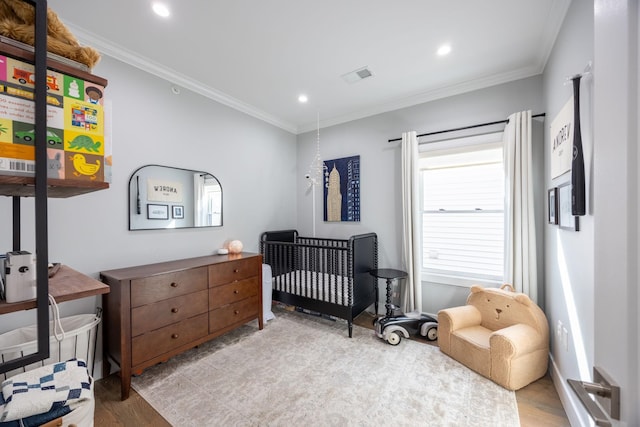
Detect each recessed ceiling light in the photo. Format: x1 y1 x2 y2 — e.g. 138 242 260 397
298 94 308 103
437 44 452 56
152 3 170 18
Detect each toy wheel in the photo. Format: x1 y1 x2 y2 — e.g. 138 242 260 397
386 331 402 346
425 326 438 341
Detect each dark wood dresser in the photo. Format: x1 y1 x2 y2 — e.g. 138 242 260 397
100 253 263 400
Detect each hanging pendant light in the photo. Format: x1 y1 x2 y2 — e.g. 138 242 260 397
306 113 326 237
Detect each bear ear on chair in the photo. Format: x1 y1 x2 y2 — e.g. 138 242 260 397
514 293 532 307
470 285 483 293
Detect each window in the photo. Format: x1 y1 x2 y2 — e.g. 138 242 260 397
420 133 504 286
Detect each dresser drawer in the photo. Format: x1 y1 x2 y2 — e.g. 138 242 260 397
131 290 208 337
208 277 259 310
208 256 262 287
131 267 207 307
131 313 208 367
209 295 259 333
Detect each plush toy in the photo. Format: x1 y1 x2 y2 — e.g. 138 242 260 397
0 0 100 69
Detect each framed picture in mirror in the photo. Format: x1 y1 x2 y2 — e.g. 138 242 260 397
172 205 184 219
147 204 169 220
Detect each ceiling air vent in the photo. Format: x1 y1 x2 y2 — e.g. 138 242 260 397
341 66 374 84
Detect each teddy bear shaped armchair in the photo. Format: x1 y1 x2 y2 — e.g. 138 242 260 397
438 284 549 390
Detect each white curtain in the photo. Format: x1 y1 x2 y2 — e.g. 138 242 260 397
401 131 422 313
193 173 206 226
503 111 538 302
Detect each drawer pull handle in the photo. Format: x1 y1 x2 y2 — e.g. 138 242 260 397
171 333 179 339
170 282 178 288
171 308 179 313
234 310 239 315
234 269 240 273
234 290 239 294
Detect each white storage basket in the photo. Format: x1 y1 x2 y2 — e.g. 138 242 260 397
0 310 101 381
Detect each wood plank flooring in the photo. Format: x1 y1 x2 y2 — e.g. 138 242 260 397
94 311 570 426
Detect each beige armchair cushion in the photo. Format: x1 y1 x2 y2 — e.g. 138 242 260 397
438 284 549 390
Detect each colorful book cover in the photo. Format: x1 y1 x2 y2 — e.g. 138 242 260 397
0 53 109 182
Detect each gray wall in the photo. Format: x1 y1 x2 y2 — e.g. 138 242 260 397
0 55 297 373
541 1 595 425
296 75 545 314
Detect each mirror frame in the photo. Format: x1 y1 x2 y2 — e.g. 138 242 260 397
128 164 223 230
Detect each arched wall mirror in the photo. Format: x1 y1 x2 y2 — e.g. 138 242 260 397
128 164 223 230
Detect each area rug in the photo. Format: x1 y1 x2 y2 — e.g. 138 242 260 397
131 309 520 426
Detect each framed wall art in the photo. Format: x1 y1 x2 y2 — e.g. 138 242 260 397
550 98 574 179
548 187 558 225
147 204 169 220
557 182 579 231
172 205 184 219
323 155 360 222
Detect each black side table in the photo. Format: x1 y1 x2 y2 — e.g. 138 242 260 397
369 268 408 317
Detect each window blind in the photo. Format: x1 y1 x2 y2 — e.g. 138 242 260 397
421 146 504 282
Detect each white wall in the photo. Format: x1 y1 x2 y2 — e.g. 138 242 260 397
296 75 544 314
0 55 298 374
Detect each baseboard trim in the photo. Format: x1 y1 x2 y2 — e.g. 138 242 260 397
549 354 591 427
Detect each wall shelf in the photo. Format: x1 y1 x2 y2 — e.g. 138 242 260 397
0 0 110 376
0 176 109 198
0 37 108 87
0 264 109 315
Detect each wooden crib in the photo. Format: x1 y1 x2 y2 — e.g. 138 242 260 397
260 230 378 337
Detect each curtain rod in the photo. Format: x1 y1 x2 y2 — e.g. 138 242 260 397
387 113 546 143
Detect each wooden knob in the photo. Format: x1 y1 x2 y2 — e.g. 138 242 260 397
234 269 240 273
171 333 179 339
170 282 178 288
234 290 239 294
234 310 239 315
171 308 179 313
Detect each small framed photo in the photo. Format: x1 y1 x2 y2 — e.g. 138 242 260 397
557 182 579 231
172 205 184 219
147 204 169 220
548 188 558 225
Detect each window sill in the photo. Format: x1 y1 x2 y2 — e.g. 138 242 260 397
421 272 502 288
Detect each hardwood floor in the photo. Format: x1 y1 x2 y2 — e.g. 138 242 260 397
94 311 570 426
94 374 170 427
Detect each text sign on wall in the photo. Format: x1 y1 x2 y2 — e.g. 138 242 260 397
147 179 183 203
550 98 574 179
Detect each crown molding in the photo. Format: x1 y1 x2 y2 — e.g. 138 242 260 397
534 0 573 70
67 23 298 134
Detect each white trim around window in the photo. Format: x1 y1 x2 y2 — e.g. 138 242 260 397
419 131 505 288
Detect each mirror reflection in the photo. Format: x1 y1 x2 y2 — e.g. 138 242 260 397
128 164 222 230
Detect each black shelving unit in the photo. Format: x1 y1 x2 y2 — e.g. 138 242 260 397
0 0 50 375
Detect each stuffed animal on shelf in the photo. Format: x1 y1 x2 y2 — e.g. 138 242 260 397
0 0 100 69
